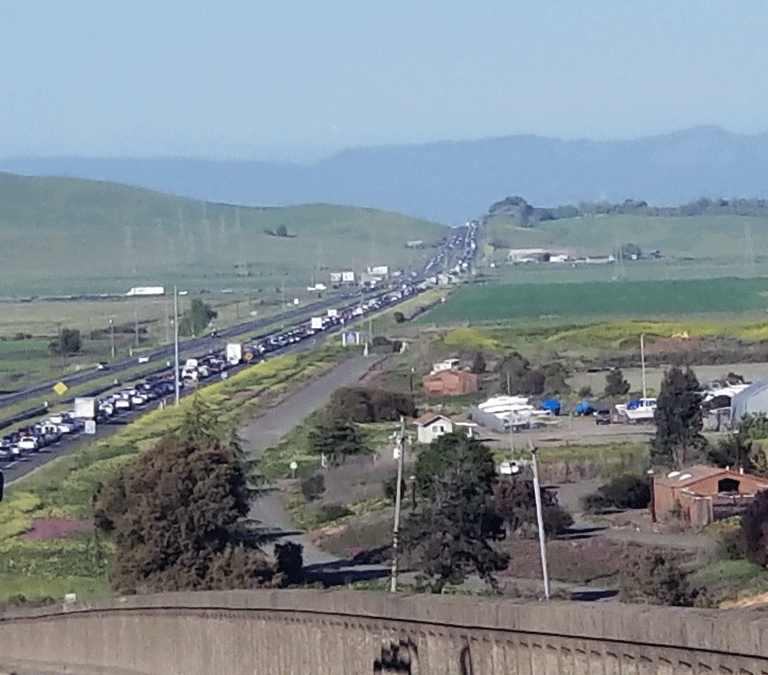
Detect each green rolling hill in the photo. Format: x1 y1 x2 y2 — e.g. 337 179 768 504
0 172 446 297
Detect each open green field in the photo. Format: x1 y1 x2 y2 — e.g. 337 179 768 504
423 278 768 324
0 172 445 297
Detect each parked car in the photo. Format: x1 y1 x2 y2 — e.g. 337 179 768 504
595 409 612 425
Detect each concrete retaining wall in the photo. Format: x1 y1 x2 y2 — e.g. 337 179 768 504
0 590 766 674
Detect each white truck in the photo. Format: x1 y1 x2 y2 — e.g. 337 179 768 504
226 343 243 366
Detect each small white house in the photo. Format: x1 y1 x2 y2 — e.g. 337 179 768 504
416 414 453 444
431 358 460 374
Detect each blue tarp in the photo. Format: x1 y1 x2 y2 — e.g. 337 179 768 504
541 399 561 415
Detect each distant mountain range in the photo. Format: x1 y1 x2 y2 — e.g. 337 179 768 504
2 126 767 224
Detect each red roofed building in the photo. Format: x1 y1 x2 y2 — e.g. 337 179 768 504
652 465 768 527
422 369 478 397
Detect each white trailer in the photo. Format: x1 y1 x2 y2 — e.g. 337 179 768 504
311 317 324 330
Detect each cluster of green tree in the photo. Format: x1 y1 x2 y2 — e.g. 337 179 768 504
483 195 768 228
405 431 572 591
707 413 768 476
93 398 302 593
497 352 569 397
329 387 416 423
48 327 81 355
178 299 217 337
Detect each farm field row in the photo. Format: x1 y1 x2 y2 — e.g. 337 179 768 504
423 277 768 323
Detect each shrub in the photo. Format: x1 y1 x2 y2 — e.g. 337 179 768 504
317 503 353 523
582 474 651 514
716 527 744 561
620 547 707 606
300 474 325 502
393 311 406 324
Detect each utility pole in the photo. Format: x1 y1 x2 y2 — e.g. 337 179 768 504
58 322 65 368
173 285 180 406
390 416 406 593
109 318 115 358
530 441 550 600
640 333 647 401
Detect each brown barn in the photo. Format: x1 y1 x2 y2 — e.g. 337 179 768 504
652 465 768 527
422 369 478 396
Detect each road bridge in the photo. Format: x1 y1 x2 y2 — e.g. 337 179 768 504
0 590 765 674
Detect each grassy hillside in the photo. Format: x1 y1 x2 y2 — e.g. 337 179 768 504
0 172 446 296
481 212 768 262
422 278 768 323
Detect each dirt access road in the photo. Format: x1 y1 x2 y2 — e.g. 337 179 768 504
240 354 390 579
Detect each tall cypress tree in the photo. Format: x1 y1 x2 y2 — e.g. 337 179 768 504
651 366 705 468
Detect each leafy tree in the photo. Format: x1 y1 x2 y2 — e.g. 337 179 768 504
651 366 705 468
742 489 768 567
404 435 508 592
50 327 81 355
578 385 593 398
521 369 545 395
415 431 496 500
620 243 642 260
604 367 630 397
542 362 570 396
308 415 369 465
276 224 288 237
179 299 218 336
493 475 573 538
470 352 486 375
497 352 530 394
93 398 276 593
393 311 406 324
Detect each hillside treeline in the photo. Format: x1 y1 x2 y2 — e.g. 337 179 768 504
483 196 768 228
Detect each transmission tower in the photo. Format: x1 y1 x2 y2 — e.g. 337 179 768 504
744 222 756 278
124 224 136 276
235 208 246 275
200 204 212 256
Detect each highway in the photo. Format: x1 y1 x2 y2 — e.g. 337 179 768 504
0 221 478 485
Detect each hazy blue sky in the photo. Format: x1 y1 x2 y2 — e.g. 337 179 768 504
2 0 766 160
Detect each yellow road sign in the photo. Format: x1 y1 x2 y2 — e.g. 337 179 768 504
53 381 68 396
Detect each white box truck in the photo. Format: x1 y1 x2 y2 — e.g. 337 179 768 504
311 316 323 330
74 397 96 420
226 343 243 366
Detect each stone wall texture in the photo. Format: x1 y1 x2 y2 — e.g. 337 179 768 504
0 589 766 674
